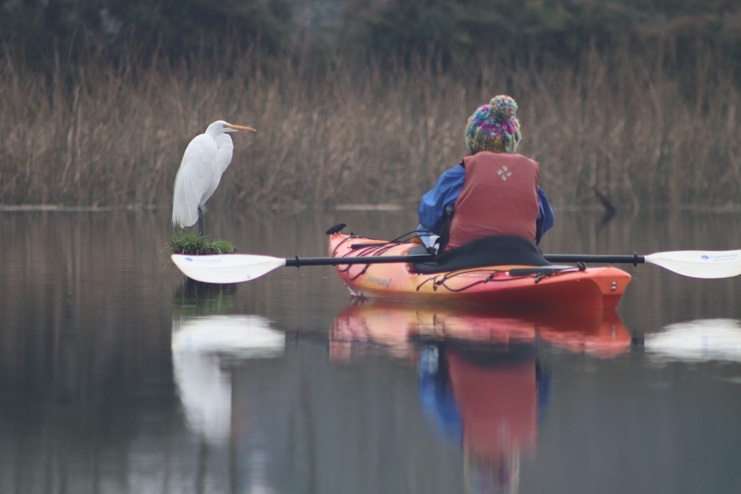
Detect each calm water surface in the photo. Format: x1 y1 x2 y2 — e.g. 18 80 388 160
1 208 741 494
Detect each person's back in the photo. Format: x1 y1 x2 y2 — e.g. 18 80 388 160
447 151 540 250
418 95 554 253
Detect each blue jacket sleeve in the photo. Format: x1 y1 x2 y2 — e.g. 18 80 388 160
418 164 465 235
536 187 555 239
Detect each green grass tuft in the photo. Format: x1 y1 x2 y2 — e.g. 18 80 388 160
168 232 237 255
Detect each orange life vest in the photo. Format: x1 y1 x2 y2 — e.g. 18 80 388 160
446 152 540 251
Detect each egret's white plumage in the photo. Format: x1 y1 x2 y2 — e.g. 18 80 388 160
172 120 255 230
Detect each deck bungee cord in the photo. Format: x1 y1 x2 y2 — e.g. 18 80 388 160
415 265 586 293
331 235 407 281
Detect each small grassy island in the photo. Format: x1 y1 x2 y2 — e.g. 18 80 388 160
168 232 237 255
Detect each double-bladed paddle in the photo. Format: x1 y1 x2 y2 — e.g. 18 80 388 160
171 248 741 284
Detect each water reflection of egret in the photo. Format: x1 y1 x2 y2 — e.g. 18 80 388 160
171 315 285 444
645 319 741 362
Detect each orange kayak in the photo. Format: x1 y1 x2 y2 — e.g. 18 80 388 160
329 233 632 310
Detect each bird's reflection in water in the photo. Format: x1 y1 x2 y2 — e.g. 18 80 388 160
331 302 631 494
172 314 285 444
171 283 285 492
171 281 284 493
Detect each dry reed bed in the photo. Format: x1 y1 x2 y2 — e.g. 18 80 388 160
0 50 739 212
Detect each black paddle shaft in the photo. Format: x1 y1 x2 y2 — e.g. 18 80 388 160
284 253 645 268
285 254 434 267
544 254 645 266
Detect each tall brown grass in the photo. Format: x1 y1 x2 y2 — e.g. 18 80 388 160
1 46 739 212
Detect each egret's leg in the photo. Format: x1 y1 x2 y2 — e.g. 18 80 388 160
198 210 204 237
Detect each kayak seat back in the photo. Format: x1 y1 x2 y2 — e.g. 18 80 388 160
411 235 551 274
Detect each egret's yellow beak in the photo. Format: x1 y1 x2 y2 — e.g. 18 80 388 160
226 124 256 132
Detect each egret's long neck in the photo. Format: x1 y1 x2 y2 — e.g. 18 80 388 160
214 134 235 174
205 125 223 138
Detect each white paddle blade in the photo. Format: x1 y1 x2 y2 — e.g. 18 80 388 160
171 254 286 284
645 249 741 279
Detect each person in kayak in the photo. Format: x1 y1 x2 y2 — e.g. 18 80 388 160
418 95 554 253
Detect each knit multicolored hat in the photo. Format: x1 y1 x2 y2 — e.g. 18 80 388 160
465 95 521 154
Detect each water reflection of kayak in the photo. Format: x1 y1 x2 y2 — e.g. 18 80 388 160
330 301 631 360
329 233 632 310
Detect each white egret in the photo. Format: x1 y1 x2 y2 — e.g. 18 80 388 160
172 120 256 235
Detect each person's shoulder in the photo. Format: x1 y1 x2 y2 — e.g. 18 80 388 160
507 152 539 166
468 151 536 164
445 162 466 174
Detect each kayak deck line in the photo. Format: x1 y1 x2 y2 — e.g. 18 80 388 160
415 265 586 293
